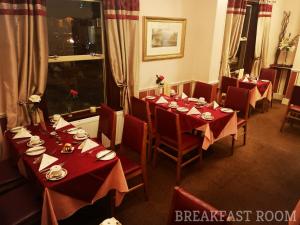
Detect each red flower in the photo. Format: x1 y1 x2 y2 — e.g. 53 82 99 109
159 75 164 80
70 89 78 97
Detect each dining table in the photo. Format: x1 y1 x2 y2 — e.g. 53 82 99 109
239 79 273 108
5 124 128 225
145 95 238 150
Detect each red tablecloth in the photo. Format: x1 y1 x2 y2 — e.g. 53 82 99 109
145 96 237 149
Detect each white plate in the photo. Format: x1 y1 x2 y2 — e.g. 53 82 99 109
10 126 24 133
188 98 198 102
146 96 155 100
73 134 89 140
25 146 46 156
261 79 269 82
220 108 234 113
96 150 116 160
168 104 178 109
27 139 45 147
201 115 214 121
67 127 81 134
46 168 68 181
177 107 189 112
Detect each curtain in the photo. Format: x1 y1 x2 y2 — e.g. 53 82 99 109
251 0 272 77
103 0 139 113
220 0 246 77
0 0 48 129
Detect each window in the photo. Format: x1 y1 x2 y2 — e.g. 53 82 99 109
45 0 106 116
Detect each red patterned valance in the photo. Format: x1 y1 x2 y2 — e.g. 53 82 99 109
227 0 246 15
0 0 46 16
258 3 272 17
103 0 139 20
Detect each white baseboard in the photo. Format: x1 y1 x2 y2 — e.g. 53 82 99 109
273 93 284 100
281 98 289 105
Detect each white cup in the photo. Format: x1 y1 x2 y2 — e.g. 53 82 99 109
90 106 97 113
53 114 61 122
203 112 212 117
170 101 177 107
49 165 62 177
170 89 176 96
30 135 40 145
198 97 205 103
76 129 86 138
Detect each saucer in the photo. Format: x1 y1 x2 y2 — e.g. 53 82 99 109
10 126 24 133
25 146 46 156
67 127 81 135
168 104 178 109
177 107 189 112
201 115 214 121
261 79 269 82
27 139 45 147
73 134 89 140
46 168 68 181
146 96 155 100
220 108 234 113
96 150 116 160
188 98 198 102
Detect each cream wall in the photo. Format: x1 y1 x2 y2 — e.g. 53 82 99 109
139 0 227 90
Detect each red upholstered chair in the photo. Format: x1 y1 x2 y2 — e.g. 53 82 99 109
219 76 238 105
192 81 213 102
0 160 25 194
238 81 256 90
97 104 116 150
167 186 229 225
131 96 156 159
225 87 250 153
259 68 277 107
153 107 203 184
280 85 300 132
119 115 148 199
0 182 42 225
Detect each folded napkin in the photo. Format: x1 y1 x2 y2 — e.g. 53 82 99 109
181 92 188 99
13 128 32 139
39 154 58 171
212 101 219 109
156 96 168 104
242 77 249 82
55 118 70 130
238 68 244 80
245 74 250 78
78 138 99 153
187 107 201 115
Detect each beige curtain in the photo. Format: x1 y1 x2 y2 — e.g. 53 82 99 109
251 0 273 77
103 0 139 113
220 0 247 77
0 0 48 129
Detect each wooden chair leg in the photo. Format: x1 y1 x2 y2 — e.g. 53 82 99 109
142 171 149 201
153 138 159 168
147 135 153 161
243 124 247 145
231 135 235 155
176 156 182 185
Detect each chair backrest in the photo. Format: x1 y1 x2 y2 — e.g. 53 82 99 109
260 68 277 90
193 81 213 102
131 96 150 123
121 114 147 156
238 81 256 90
225 87 250 120
290 85 300 106
220 76 238 94
167 186 229 225
98 104 116 148
155 107 181 148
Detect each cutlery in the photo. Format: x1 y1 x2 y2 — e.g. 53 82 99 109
40 162 65 174
96 150 114 160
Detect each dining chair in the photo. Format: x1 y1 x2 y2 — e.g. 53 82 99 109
131 96 156 160
153 107 203 184
119 114 148 199
0 160 25 194
192 81 213 102
280 85 300 132
167 186 229 225
0 182 42 225
97 104 116 150
259 68 277 107
225 87 250 154
238 81 256 90
219 76 238 105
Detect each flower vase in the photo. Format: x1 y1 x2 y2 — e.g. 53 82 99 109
66 105 73 117
157 84 164 95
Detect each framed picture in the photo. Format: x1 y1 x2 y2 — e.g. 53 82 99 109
143 16 187 61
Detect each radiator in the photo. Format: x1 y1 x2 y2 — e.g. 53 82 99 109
70 110 124 145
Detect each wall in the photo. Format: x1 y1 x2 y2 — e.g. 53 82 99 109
139 0 227 90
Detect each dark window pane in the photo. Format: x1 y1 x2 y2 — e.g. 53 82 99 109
45 61 104 115
47 0 102 56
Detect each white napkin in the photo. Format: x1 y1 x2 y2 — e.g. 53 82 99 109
78 138 99 153
181 92 188 99
39 154 58 171
13 128 32 139
242 77 249 82
55 118 70 130
212 101 219 109
156 96 168 104
238 69 244 79
187 107 201 115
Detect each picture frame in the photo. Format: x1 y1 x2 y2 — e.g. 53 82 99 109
143 16 187 61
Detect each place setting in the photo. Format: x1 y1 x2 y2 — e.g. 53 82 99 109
27 135 45 147
73 129 89 141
